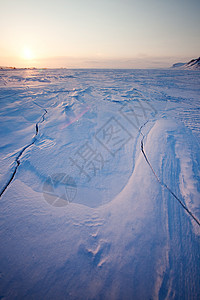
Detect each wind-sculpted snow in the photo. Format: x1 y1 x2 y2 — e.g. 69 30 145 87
141 119 200 228
0 69 200 299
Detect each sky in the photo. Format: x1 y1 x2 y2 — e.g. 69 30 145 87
0 0 199 68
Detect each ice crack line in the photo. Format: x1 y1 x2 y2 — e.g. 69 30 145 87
0 109 47 198
140 136 200 227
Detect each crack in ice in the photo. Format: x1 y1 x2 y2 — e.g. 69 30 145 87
0 108 47 198
140 132 200 227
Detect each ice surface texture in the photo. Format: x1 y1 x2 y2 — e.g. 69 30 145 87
0 68 200 299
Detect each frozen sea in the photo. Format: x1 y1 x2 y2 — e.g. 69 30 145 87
0 68 200 299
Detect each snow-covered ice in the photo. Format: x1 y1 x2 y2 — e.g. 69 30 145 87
0 68 200 299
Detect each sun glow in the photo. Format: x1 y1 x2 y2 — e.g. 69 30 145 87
22 47 34 60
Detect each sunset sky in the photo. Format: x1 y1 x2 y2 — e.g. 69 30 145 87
0 0 199 68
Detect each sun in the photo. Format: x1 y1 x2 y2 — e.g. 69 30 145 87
22 47 34 60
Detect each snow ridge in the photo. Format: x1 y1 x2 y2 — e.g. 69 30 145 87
141 134 200 227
